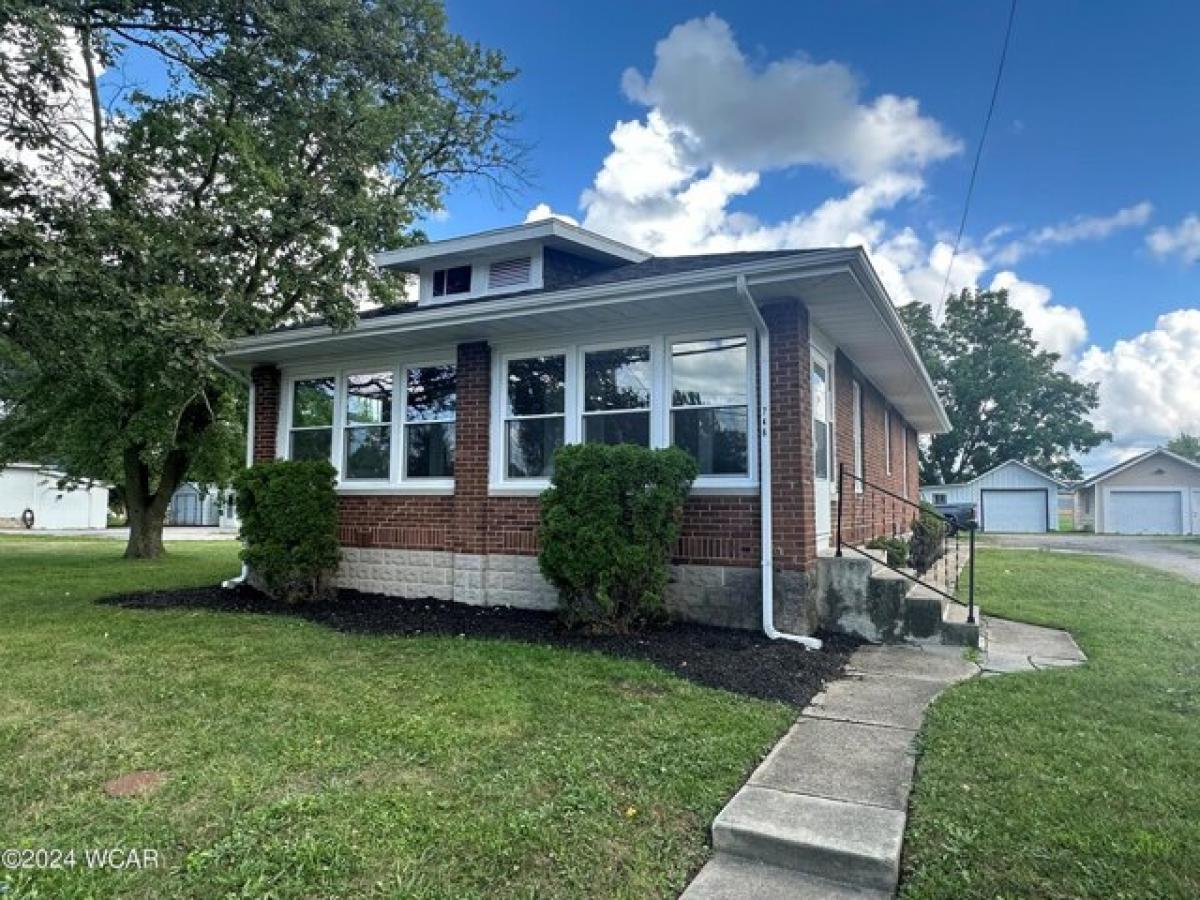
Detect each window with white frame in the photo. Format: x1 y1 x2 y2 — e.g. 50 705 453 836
432 265 472 298
884 407 892 475
852 380 864 492
289 377 336 461
404 364 456 477
670 336 750 476
342 371 394 480
505 354 566 478
583 345 652 447
284 362 456 487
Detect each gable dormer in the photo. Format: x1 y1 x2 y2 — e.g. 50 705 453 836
374 220 650 306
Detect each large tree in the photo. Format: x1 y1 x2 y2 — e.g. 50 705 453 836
1167 432 1200 463
899 288 1110 484
0 0 517 557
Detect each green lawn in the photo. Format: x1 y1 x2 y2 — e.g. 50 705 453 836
902 549 1200 899
0 537 793 899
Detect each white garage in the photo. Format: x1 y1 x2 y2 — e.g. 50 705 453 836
0 463 110 530
921 459 1063 533
981 489 1050 533
1076 448 1200 535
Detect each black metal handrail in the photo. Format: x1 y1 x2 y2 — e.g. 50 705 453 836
835 463 976 624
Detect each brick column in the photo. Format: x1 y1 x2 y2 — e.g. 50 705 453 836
452 341 491 556
763 301 817 632
250 365 281 463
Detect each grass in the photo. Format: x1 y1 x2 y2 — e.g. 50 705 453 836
0 537 794 899
901 549 1200 899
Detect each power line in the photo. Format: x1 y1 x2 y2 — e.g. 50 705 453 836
935 0 1019 320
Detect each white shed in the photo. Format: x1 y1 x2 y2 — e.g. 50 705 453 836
1075 448 1200 534
0 464 110 530
921 460 1063 533
168 483 240 530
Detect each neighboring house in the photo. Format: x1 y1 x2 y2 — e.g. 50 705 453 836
167 483 240 530
219 220 948 633
921 460 1063 533
1075 448 1200 534
0 463 109 529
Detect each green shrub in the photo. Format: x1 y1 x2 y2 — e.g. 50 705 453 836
908 503 948 573
234 459 341 604
866 534 909 568
538 443 698 632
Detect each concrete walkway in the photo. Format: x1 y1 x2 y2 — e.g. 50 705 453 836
681 617 1086 899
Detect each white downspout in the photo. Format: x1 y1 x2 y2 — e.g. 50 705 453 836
737 276 823 651
221 366 254 589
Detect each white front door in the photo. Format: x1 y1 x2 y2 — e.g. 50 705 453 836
811 348 833 545
1191 490 1200 534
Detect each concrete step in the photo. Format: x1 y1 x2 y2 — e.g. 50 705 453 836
940 600 981 647
711 786 904 892
681 853 892 899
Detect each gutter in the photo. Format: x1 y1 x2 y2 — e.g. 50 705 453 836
220 368 254 590
736 275 823 651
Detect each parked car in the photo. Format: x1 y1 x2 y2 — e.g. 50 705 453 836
930 501 977 534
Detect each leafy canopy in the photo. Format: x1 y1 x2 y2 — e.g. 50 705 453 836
899 288 1110 483
1166 433 1200 463
0 0 517 555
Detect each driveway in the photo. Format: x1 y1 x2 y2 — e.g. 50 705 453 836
981 532 1200 583
0 526 237 541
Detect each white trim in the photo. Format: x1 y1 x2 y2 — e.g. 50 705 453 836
884 407 892 476
374 219 650 270
279 352 456 493
852 380 864 493
488 327 759 494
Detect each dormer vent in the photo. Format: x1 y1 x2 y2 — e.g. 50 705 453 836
487 256 532 290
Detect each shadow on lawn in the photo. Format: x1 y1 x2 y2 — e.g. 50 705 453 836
98 585 860 708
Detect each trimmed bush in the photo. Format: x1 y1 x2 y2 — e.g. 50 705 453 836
866 534 909 568
908 503 948 574
234 459 341 604
538 443 698 632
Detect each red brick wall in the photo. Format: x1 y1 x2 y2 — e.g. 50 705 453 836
453 341 491 555
832 352 920 545
763 301 816 573
338 495 454 548
251 365 281 463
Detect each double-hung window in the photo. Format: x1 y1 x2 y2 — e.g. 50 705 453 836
852 380 864 492
343 371 393 480
505 354 566 477
289 377 336 461
582 345 651 446
670 337 750 476
404 364 456 478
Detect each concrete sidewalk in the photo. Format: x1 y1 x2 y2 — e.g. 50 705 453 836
0 526 237 541
682 617 1086 899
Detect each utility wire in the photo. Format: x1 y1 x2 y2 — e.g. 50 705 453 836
935 0 1019 320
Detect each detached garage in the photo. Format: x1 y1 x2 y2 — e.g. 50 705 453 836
0 463 110 530
921 460 1063 533
1075 448 1200 535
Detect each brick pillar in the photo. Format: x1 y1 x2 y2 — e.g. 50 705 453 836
250 365 281 463
453 341 491 556
763 301 817 632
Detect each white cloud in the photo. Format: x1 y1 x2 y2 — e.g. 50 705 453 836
619 15 960 185
989 271 1089 360
524 202 578 226
1147 214 1200 265
1075 309 1200 448
990 202 1153 265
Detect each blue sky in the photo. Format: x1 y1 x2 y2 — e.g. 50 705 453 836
429 2 1200 469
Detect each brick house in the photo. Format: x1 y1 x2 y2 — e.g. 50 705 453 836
221 220 949 637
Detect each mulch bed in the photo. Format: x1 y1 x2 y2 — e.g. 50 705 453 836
98 585 860 708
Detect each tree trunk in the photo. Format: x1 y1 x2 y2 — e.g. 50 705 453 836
124 497 167 559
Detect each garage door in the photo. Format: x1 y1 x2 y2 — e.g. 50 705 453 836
981 490 1047 533
1108 491 1183 535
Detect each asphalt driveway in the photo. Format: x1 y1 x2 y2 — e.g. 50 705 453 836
981 532 1200 583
